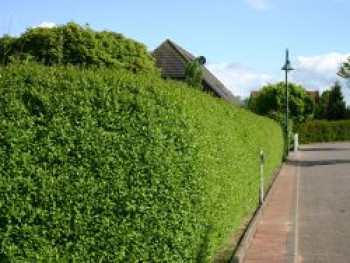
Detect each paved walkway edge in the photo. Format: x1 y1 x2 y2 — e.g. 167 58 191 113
231 163 286 263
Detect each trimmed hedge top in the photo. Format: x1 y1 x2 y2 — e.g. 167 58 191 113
296 120 350 144
0 64 284 262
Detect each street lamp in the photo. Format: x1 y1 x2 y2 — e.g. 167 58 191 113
281 49 294 156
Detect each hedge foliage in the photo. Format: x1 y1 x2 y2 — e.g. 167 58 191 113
296 120 350 144
0 64 284 262
0 22 157 73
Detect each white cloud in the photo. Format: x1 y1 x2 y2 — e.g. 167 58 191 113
207 63 275 98
33 22 56 29
295 53 350 75
207 52 350 104
246 0 273 10
292 52 350 102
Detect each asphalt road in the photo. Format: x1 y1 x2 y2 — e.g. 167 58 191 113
297 143 350 262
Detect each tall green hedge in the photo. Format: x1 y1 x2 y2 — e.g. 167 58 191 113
0 64 284 262
296 120 350 144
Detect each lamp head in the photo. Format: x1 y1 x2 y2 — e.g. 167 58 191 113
281 49 294 71
197 56 206 65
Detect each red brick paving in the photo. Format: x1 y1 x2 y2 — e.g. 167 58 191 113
244 163 296 263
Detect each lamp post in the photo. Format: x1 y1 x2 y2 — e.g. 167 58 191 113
281 49 294 156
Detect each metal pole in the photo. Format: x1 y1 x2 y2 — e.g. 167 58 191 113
260 149 264 204
285 63 289 156
282 49 293 157
294 133 299 156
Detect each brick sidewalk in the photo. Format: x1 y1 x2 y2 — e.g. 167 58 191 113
243 163 297 263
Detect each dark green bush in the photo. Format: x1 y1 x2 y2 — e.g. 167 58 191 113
0 22 157 73
249 82 315 123
296 120 350 144
0 64 283 262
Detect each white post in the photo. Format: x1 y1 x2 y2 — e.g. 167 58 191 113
294 133 299 156
260 149 264 204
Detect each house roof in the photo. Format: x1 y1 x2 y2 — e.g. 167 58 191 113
250 90 261 99
152 39 239 104
307 90 319 100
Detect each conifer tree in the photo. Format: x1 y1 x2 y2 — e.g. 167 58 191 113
328 81 347 120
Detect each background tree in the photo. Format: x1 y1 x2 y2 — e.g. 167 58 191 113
0 35 15 65
249 82 315 123
315 81 347 120
315 90 330 119
0 22 157 73
339 57 350 79
327 81 346 120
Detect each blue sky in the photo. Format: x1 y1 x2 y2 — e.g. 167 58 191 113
1 0 350 101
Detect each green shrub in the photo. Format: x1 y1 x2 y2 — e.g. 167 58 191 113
0 22 157 73
296 120 350 144
249 82 315 123
0 64 284 262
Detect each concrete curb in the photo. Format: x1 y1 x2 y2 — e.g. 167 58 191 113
230 162 287 263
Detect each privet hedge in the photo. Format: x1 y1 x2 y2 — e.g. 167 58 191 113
296 120 350 144
0 64 284 262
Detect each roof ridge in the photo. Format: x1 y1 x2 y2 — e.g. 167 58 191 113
153 39 239 104
165 40 235 99
165 39 194 62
